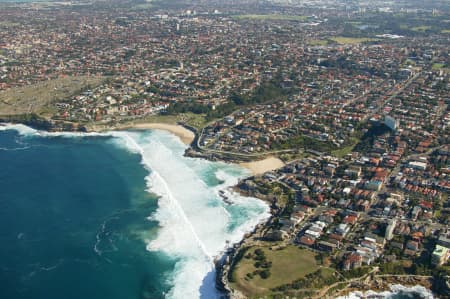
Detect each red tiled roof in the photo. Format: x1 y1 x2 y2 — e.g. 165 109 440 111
299 236 315 246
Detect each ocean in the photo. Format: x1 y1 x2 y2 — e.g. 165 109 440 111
0 124 270 299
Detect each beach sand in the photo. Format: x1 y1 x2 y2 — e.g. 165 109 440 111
90 122 282 175
129 123 195 144
240 157 285 175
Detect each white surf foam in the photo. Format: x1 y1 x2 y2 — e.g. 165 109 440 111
337 284 434 299
0 123 38 135
0 146 31 151
0 122 116 138
113 130 270 299
0 124 270 299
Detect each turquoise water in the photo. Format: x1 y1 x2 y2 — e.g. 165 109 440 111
0 128 173 299
0 125 436 299
0 125 270 299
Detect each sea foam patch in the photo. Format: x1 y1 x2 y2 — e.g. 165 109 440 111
0 124 270 299
0 123 112 138
117 130 270 299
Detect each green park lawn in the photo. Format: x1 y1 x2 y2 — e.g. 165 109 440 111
230 244 320 296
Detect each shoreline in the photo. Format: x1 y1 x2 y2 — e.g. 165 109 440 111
1 121 444 298
92 121 285 176
333 277 435 298
87 122 196 145
2 119 285 176
0 123 270 299
124 122 195 145
239 156 285 176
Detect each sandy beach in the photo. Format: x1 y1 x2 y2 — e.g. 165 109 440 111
129 123 195 144
87 121 195 145
90 122 283 175
240 157 285 175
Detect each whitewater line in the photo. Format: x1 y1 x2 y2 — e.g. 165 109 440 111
0 123 116 138
0 146 30 151
118 132 214 264
149 171 214 262
1 124 214 263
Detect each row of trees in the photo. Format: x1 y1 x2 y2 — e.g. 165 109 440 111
272 268 339 292
245 249 272 279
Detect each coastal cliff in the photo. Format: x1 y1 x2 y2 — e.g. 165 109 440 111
2 119 447 299
0 114 83 132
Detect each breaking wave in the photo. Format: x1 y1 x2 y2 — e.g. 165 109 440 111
1 123 270 299
113 130 270 299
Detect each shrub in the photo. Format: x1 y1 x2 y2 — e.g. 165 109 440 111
260 269 271 279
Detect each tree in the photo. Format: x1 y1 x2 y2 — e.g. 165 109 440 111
260 269 271 279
